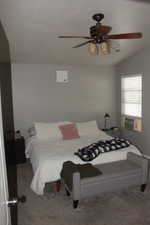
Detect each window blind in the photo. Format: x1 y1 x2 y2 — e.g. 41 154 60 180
121 75 142 118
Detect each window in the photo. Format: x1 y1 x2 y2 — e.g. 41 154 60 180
121 75 142 132
121 75 142 118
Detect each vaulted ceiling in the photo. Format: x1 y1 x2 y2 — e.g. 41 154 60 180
0 0 150 66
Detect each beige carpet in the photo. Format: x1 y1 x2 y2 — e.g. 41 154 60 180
17 162 150 225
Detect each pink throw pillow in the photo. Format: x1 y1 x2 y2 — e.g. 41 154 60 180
59 123 80 140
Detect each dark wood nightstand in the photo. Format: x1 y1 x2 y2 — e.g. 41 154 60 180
5 140 15 165
15 136 26 164
102 127 121 138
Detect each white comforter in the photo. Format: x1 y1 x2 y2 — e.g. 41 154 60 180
26 133 140 195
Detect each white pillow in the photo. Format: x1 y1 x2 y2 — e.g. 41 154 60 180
34 121 70 140
76 120 101 136
28 126 36 137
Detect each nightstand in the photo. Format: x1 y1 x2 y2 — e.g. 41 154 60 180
15 136 26 164
102 127 121 138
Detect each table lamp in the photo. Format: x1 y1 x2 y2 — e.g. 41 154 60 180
104 113 110 130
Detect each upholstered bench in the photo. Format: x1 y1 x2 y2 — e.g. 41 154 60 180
61 152 149 208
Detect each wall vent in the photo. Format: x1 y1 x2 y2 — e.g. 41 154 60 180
56 71 68 83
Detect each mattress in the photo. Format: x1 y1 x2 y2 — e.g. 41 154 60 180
25 133 140 195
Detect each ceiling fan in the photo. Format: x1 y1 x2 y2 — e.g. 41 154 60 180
58 13 143 55
128 0 150 4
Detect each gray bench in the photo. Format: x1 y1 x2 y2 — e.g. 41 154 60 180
62 152 149 208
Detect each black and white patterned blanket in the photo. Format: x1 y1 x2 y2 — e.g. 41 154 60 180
74 138 130 162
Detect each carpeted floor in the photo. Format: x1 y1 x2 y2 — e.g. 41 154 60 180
18 162 150 225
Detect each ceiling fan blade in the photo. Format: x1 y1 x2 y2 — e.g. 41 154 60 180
58 36 91 39
128 0 150 4
107 32 143 39
73 40 92 48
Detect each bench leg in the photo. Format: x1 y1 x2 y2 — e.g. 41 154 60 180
65 188 70 196
56 180 61 192
73 200 79 209
141 184 147 192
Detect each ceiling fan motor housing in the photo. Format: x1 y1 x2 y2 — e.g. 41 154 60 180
90 26 98 38
90 13 105 40
90 25 110 43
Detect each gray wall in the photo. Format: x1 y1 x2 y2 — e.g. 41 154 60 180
11 63 117 137
117 47 150 156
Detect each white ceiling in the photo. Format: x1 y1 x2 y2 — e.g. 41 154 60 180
0 0 150 66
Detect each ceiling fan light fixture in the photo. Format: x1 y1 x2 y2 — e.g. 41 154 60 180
100 42 110 55
88 42 98 56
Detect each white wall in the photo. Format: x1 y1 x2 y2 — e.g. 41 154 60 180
117 47 150 156
11 63 117 137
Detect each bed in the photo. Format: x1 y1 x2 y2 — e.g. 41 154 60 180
26 127 140 195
